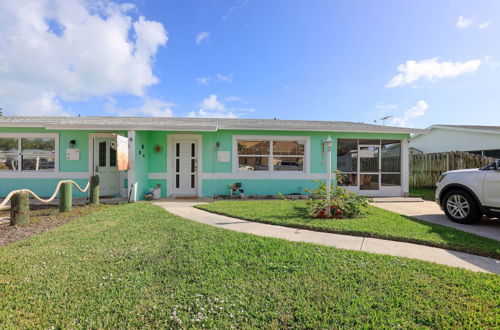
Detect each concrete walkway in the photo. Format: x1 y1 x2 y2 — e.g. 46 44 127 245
371 201 500 241
155 200 500 275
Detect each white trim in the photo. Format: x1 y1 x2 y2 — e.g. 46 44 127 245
201 172 326 180
167 134 203 197
0 132 59 174
231 135 311 177
0 171 88 179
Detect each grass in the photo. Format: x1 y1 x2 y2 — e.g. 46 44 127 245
410 188 437 201
0 203 498 328
196 200 500 258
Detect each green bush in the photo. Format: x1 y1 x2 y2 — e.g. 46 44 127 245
305 171 368 218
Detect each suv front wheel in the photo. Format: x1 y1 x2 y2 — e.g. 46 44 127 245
443 190 482 224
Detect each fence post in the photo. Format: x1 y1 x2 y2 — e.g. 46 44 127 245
59 182 72 212
90 175 99 205
10 192 30 226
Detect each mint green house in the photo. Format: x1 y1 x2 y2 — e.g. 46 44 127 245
0 116 420 200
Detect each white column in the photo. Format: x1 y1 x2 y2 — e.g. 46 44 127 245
401 138 410 197
127 130 137 202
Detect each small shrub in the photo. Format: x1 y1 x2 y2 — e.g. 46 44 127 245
305 171 368 219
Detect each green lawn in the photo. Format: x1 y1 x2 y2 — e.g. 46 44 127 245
0 203 498 328
196 200 500 258
410 188 437 201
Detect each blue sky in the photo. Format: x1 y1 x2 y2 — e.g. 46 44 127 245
1 0 499 128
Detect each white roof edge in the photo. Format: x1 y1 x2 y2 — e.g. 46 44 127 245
425 125 500 135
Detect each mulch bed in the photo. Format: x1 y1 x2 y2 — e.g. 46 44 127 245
0 204 103 247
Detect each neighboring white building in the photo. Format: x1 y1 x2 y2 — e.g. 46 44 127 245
410 125 500 158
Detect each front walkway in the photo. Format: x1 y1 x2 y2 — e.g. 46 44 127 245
371 200 500 241
155 200 500 275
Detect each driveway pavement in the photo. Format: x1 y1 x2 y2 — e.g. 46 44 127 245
155 200 500 274
371 200 500 241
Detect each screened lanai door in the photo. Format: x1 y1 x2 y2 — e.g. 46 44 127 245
337 139 402 196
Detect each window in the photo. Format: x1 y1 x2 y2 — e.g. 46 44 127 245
236 138 306 172
0 135 57 172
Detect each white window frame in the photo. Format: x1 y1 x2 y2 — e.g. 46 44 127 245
0 133 59 173
232 135 310 177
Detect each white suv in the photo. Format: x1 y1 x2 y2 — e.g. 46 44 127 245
435 160 500 224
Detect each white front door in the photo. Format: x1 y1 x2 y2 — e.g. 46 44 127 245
93 138 120 196
483 169 500 207
171 139 198 196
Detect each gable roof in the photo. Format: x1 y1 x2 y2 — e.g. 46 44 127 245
0 116 422 134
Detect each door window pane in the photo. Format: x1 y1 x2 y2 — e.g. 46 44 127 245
237 141 270 155
273 141 304 155
238 157 269 171
359 146 379 172
360 174 379 190
382 174 401 186
109 146 117 167
381 140 400 172
337 139 357 172
99 141 106 166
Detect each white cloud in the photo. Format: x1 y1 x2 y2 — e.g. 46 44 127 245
196 77 210 85
478 21 491 29
196 73 233 85
456 16 473 29
196 31 210 45
188 94 254 118
106 97 174 117
0 0 167 115
375 103 398 110
456 16 491 29
225 96 242 102
216 73 233 83
386 58 481 88
391 100 428 127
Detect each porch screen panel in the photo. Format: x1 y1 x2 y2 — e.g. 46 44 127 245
381 140 401 186
336 139 357 186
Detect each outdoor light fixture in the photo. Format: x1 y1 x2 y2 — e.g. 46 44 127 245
69 139 77 147
215 141 220 148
